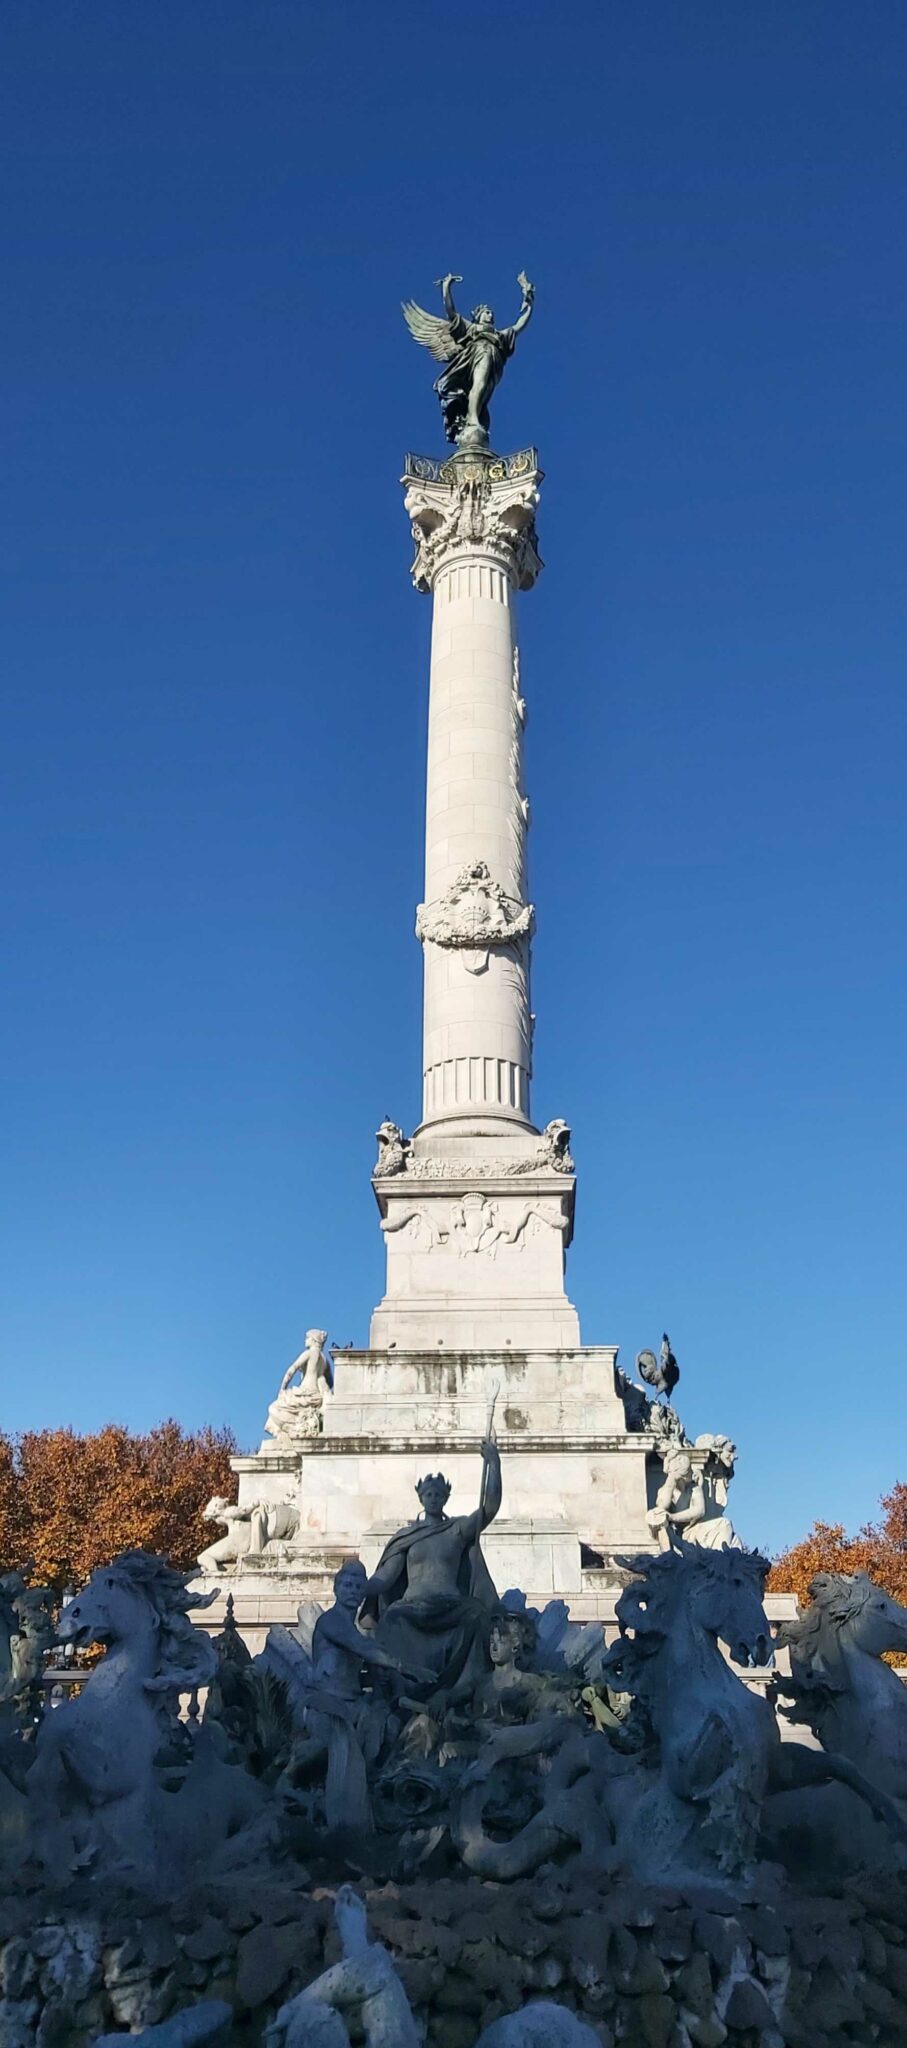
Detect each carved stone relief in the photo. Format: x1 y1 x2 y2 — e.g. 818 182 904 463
379 1205 446 1249
392 1119 575 1181
373 1119 412 1177
511 646 527 726
416 860 533 974
382 1192 569 1258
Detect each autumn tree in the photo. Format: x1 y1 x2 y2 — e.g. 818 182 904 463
0 1421 238 1594
769 1482 907 1661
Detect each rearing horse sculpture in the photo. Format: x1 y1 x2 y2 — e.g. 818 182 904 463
775 1570 907 1805
28 1551 217 1876
601 1544 907 1882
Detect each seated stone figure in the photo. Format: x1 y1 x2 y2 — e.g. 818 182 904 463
361 1441 501 1693
282 1560 424 1832
265 1329 333 1444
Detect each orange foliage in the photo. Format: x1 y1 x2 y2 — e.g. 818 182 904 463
0 1421 238 1593
769 1482 907 1651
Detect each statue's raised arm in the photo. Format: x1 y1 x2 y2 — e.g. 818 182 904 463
402 270 536 451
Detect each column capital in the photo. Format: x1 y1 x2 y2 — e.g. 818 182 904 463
402 446 543 594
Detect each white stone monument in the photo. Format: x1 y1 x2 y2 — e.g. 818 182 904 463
194 288 792 1649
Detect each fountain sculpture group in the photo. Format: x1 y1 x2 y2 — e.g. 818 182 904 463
1 1434 907 2043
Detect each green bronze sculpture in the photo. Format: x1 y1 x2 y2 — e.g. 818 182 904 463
402 272 535 450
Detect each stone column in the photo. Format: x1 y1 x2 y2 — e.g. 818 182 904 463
404 447 543 1155
366 443 578 1349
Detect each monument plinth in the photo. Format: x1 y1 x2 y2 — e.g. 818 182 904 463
193 276 779 1649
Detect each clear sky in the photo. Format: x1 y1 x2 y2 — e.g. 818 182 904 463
2 3 905 1553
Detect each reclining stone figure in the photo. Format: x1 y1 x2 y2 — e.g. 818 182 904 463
197 1493 299 1573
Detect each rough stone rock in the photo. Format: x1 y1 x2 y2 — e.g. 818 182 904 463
561 1915 610 1993
0 1939 37 1999
135 1969 183 2025
694 1916 746 1975
30 1927 65 1960
743 1905 789 1957
103 1934 143 1981
108 1977 173 2028
469 1947 532 2008
0 2003 39 2048
243 1884 308 1928
235 1921 301 2009
634 1990 676 2048
721 1976 774 2030
608 1925 638 1989
474 2005 602 2046
529 1955 564 1991
679 2017 726 2048
434 1969 486 2016
531 1886 567 1923
225 1901 257 1932
804 1959 865 2031
755 1950 790 2004
370 1910 438 1958
141 1923 181 1971
38 1925 101 2007
397 1954 446 2005
428 2015 476 2048
674 1954 712 2017
92 1999 233 2045
861 1974 904 2026
860 1921 887 1974
652 1912 692 1964
850 1877 907 1928
623 1949 670 1998
886 1942 907 2000
180 1918 231 1964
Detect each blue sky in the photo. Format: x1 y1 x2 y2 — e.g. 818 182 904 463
2 3 905 1553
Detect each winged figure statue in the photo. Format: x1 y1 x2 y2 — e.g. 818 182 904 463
402 271 535 449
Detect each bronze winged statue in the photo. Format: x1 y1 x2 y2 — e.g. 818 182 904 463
402 271 535 450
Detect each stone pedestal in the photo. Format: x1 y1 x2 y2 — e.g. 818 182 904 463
192 1346 661 1634
370 1172 579 1350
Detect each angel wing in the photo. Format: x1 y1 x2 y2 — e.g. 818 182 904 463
401 300 459 364
256 1622 315 1710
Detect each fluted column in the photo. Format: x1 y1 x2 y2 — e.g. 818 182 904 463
404 447 543 1145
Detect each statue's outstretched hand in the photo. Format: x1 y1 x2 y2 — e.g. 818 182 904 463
435 272 463 292
517 270 535 301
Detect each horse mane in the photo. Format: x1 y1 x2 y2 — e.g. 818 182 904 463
603 1544 769 1698
106 1550 218 1693
614 1543 769 1637
774 1569 875 1678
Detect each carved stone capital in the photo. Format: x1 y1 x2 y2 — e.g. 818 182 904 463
402 449 543 593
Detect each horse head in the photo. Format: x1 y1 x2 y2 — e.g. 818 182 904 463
612 1544 772 1674
58 1551 218 1693
60 1567 156 1657
779 1571 907 1675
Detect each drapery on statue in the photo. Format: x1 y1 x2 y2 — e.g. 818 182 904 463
264 1329 332 1443
402 273 535 450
